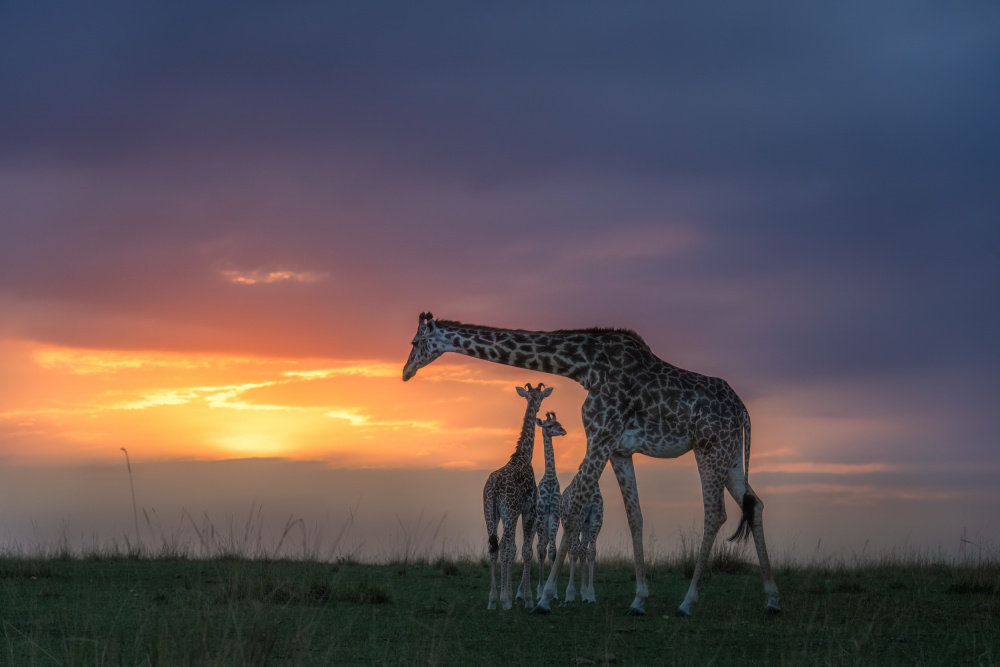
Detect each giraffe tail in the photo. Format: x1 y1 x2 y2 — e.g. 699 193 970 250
727 405 755 544
741 404 751 485
727 492 756 544
488 534 499 555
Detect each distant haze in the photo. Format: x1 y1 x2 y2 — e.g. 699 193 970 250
1 459 993 562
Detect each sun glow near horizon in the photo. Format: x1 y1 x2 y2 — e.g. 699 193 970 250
0 337 931 493
0 339 593 468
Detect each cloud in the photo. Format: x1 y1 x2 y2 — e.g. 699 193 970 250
324 409 439 431
34 348 252 375
284 365 398 380
754 462 904 475
218 269 328 285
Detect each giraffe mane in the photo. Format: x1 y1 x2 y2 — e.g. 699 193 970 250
435 320 650 351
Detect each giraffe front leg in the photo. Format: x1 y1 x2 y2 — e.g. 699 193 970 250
535 516 549 600
564 549 578 602
582 500 603 603
610 454 647 615
583 555 597 603
582 517 601 602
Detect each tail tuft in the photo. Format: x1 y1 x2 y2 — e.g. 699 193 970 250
727 492 756 544
488 534 499 555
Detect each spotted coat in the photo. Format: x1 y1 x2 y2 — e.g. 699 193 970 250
403 312 780 617
482 382 551 610
532 411 566 600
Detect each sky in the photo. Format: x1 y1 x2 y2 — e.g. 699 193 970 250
1 2 999 559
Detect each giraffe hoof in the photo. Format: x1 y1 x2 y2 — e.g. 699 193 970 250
765 604 781 615
529 604 551 615
625 607 645 617
673 608 691 618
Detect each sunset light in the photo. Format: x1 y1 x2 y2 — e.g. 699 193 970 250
1 0 996 591
0 339 591 468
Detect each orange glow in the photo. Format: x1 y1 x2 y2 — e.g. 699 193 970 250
0 338 917 481
0 339 589 468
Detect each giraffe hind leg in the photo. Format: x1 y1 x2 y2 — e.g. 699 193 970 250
488 534 499 610
499 516 516 610
485 490 500 610
677 464 727 617
582 508 602 603
725 467 780 614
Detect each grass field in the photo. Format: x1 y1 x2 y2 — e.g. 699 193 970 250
1 546 997 666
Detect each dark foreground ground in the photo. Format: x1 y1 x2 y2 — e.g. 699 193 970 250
1 554 997 665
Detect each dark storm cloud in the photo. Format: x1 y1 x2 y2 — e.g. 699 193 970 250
1 0 998 390
4 2 998 177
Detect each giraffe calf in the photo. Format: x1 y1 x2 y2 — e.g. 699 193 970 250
483 383 552 610
533 411 567 601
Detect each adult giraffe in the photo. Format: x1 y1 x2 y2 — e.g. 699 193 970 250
402 312 780 617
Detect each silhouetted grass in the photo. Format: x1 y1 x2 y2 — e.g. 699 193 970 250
1 549 997 666
3 494 997 665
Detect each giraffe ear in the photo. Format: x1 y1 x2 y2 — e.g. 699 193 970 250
535 417 544 427
540 386 554 398
515 385 528 398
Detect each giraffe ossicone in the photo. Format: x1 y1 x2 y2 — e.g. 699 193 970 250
482 382 552 610
403 312 781 617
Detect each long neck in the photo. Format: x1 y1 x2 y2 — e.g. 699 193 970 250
542 433 556 477
510 400 540 466
436 321 604 388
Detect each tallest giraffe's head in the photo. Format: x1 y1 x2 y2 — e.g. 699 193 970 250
402 312 446 381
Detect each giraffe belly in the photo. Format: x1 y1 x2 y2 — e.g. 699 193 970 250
619 427 691 459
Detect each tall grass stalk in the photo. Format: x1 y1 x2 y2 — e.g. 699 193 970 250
120 447 141 552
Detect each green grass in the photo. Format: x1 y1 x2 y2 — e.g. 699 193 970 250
1 549 997 666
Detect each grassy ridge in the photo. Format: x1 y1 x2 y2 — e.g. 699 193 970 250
1 551 997 666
